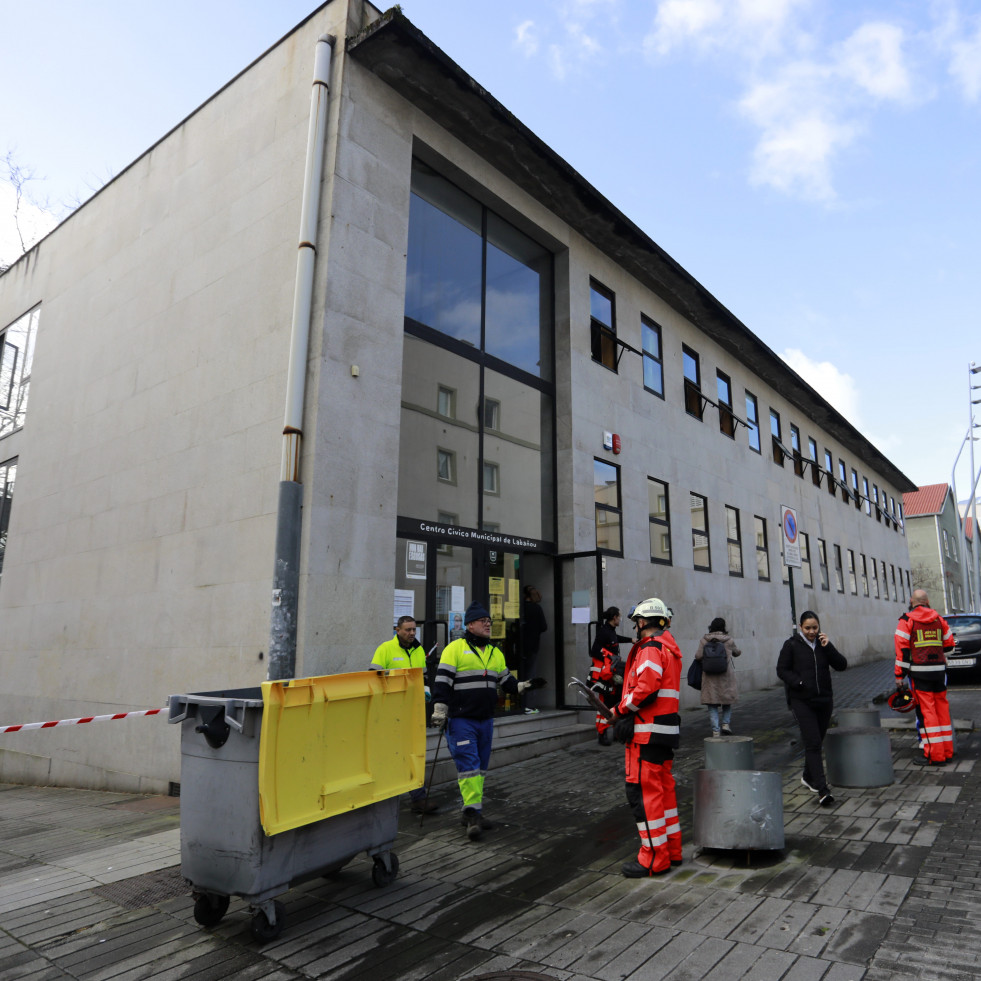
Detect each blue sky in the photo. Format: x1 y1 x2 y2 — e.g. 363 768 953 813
3 0 981 495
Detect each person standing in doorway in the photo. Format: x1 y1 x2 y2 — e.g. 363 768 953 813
894 589 955 765
590 606 632 745
431 602 537 839
521 585 548 713
776 611 848 807
695 617 742 737
371 616 438 815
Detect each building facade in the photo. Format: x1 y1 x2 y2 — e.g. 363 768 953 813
903 484 972 613
0 0 914 791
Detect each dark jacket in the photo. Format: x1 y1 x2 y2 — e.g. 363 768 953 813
591 622 632 661
776 632 847 703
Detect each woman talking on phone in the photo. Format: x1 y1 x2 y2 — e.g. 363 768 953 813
776 610 848 807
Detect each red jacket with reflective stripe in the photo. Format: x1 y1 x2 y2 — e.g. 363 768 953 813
894 605 954 693
618 632 682 747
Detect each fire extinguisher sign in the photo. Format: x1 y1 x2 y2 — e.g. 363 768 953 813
781 505 801 568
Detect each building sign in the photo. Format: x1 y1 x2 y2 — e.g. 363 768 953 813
781 505 801 568
397 517 552 553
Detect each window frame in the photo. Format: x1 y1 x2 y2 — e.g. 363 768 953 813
717 371 736 439
808 437 821 487
682 346 704 421
641 315 664 398
755 515 770 582
745 391 761 453
790 424 803 477
800 532 813 588
770 409 784 466
437 385 456 418
725 504 743 577
690 492 711 572
817 538 830 591
593 457 623 556
833 544 844 593
648 477 672 566
436 447 456 484
824 450 836 497
589 279 617 372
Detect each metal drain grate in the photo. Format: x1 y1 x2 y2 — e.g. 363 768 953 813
93 865 189 909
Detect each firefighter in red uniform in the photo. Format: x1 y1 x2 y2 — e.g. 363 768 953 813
894 589 955 765
612 597 683 877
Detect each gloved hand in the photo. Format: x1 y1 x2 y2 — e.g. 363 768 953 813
430 703 448 729
517 677 547 693
613 674 623 685
613 711 636 744
424 685 432 703
517 681 532 694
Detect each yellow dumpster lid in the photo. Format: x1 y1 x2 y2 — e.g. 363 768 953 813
257 668 426 835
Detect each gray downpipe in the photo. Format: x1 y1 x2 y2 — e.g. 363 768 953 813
268 33 335 682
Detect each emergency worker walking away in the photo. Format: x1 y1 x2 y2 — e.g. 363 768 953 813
612 597 683 877
371 616 438 815
895 589 955 765
590 606 632 745
431 602 537 839
695 617 742 737
776 611 847 806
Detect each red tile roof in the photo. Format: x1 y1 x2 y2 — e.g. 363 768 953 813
902 483 951 517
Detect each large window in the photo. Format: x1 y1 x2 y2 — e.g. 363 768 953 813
0 458 14 580
833 545 844 593
863 477 871 516
824 450 836 497
648 477 671 565
717 371 735 438
590 280 617 371
790 424 803 477
871 557 880 599
683 347 703 420
691 493 710 571
755 516 770 581
851 469 860 510
641 316 664 397
746 392 761 453
838 460 849 504
401 160 555 541
726 505 743 576
0 307 38 438
594 459 622 554
860 554 869 596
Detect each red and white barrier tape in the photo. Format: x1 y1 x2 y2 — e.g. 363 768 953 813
0 707 164 734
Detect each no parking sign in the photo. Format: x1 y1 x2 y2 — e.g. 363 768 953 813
781 505 801 568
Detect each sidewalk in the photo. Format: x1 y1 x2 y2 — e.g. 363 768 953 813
1 658 979 981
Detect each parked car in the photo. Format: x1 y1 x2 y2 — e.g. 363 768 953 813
945 614 981 680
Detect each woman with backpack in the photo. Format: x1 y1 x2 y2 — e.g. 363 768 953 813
695 617 742 737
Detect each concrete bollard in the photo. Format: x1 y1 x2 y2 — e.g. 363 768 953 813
704 735 754 770
825 726 894 787
836 707 880 728
693 769 784 851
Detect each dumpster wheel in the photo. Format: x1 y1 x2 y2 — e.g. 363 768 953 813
192 892 230 927
250 900 286 943
371 852 399 888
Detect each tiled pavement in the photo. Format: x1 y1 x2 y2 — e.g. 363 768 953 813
2 657 980 981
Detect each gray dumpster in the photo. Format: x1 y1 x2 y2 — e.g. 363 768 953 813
169 670 425 941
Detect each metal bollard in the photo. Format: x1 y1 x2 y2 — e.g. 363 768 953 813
704 735 754 770
836 707 880 728
825 726 894 787
693 769 784 850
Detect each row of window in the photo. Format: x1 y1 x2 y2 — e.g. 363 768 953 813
594 460 910 600
589 279 904 533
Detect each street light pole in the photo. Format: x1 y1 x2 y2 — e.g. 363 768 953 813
970 364 981 611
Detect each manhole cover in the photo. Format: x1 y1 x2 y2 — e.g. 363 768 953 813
93 865 188 909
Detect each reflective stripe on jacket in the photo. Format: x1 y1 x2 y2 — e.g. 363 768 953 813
432 637 517 720
618 633 682 748
895 606 954 693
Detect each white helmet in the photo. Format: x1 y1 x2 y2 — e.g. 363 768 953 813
629 597 670 622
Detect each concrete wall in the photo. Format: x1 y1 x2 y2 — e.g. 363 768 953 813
0 2 358 791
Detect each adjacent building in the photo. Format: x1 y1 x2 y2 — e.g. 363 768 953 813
0 0 915 791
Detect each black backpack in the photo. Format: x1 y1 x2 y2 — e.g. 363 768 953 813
701 638 728 674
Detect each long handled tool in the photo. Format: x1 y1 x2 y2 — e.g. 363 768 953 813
418 724 445 827
568 676 615 720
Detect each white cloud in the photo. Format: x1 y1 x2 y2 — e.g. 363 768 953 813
645 0 724 57
514 20 539 57
947 17 981 101
835 22 912 101
780 348 862 426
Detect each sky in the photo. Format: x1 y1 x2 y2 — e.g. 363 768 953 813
3 0 981 497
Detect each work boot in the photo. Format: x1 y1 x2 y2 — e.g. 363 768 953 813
598 729 613 746
912 757 946 767
720 724 732 736
411 799 439 814
462 807 483 840
621 860 669 878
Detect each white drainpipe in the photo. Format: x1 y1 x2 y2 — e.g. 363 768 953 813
268 33 336 682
